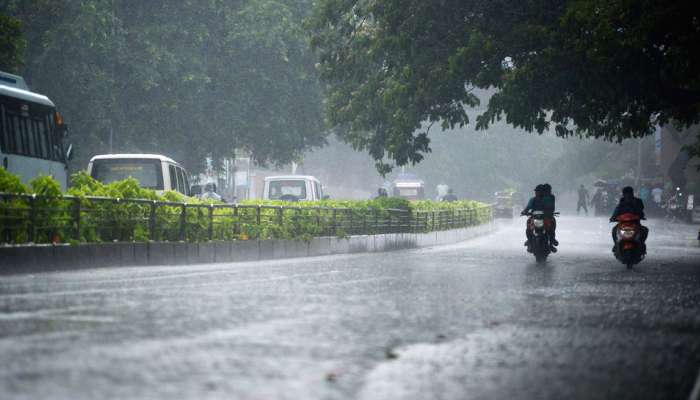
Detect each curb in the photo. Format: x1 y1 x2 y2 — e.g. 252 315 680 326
0 222 495 274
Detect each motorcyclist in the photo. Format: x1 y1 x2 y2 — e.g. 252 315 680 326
522 185 558 252
610 186 648 253
374 187 388 199
541 183 559 247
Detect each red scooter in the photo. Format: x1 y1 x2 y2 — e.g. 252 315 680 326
611 213 646 268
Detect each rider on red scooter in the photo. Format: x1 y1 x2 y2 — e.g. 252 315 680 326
610 186 648 253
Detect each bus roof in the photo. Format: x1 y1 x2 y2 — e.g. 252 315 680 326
0 71 55 107
90 154 179 164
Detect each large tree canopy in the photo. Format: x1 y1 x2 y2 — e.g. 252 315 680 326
2 0 325 173
0 12 24 71
308 0 700 173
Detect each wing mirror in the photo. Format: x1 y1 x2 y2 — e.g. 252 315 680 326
65 143 74 161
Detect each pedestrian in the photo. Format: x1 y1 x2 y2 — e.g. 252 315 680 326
639 184 650 204
577 184 590 215
442 188 458 202
651 185 663 207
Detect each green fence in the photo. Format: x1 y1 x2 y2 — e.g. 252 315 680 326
0 193 492 244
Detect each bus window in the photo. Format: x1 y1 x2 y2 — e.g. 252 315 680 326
46 114 56 160
27 119 38 157
19 116 29 156
9 113 23 154
33 119 49 159
169 164 178 192
51 126 63 161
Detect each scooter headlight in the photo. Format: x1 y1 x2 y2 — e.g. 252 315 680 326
618 228 636 239
533 219 544 228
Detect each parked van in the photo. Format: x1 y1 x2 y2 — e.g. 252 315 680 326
391 173 425 200
263 175 324 201
87 154 191 196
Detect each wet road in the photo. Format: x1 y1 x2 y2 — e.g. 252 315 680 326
1 216 699 400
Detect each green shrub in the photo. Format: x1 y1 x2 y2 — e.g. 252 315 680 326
0 167 28 193
0 169 492 244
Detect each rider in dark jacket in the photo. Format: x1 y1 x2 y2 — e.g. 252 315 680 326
610 186 648 252
522 185 558 252
541 183 558 246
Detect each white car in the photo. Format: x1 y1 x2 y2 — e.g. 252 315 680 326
87 154 191 196
263 175 325 201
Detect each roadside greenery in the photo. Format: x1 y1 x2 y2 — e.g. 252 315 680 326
308 0 700 173
0 169 491 244
1 0 325 174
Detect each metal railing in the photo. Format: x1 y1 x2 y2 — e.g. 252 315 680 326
0 192 492 244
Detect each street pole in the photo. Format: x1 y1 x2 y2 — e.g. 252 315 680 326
636 139 642 188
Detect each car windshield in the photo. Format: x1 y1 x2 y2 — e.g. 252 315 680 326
91 158 163 190
268 180 306 200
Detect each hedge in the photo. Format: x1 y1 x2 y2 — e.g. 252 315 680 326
0 168 491 244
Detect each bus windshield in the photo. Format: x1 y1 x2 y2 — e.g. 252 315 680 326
91 158 164 190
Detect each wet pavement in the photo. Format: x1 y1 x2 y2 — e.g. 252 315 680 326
1 216 699 400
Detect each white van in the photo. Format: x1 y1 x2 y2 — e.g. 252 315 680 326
263 175 325 201
87 154 191 196
391 173 425 200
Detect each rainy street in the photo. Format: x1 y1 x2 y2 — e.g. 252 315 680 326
1 215 699 400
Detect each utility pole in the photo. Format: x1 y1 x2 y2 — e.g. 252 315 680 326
636 139 642 188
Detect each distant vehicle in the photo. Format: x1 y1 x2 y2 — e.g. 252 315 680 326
0 71 72 190
391 173 425 200
493 191 518 218
87 154 191 196
189 184 203 197
263 175 325 201
200 182 223 202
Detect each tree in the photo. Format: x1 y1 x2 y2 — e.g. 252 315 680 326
0 12 25 71
308 0 700 173
2 0 326 173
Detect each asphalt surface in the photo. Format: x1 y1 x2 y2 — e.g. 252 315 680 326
1 215 699 400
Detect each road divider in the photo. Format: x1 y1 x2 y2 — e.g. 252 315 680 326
0 222 495 273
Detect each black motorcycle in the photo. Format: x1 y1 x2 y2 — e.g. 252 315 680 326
522 211 559 263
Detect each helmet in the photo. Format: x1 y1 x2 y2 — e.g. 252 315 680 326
622 186 634 195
